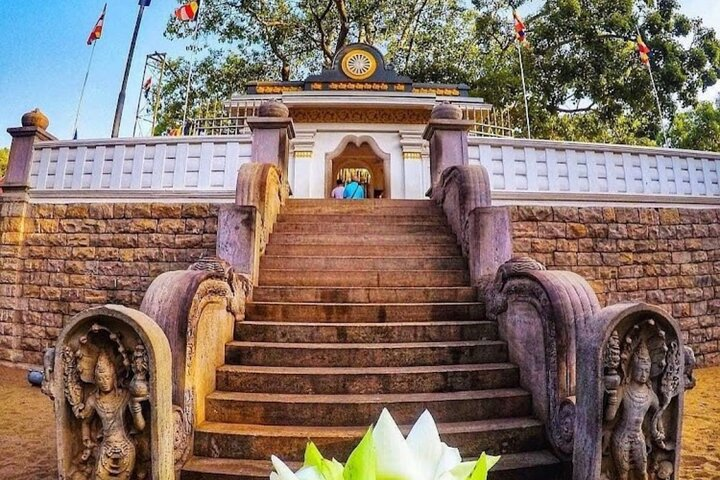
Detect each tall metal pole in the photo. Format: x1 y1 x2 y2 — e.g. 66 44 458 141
181 10 203 134
636 26 665 144
72 42 98 139
112 5 145 138
516 41 532 139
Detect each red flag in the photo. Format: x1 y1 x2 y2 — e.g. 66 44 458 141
143 77 152 92
175 1 200 21
87 4 107 45
513 10 528 44
637 35 651 65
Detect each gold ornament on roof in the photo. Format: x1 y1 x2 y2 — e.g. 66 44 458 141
341 50 377 80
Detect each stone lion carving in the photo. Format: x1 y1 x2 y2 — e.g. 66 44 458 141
61 323 150 480
601 319 682 480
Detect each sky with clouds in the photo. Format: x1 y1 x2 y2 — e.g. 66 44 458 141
0 0 718 146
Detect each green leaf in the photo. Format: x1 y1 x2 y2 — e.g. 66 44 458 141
304 442 325 469
344 427 376 480
320 458 345 480
469 452 501 480
436 461 476 480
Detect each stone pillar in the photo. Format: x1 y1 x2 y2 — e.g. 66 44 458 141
422 102 474 194
3 109 57 195
247 100 296 180
0 110 55 363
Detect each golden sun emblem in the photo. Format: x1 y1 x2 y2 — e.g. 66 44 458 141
341 50 377 80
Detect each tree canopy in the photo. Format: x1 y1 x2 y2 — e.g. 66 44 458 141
155 0 720 150
0 147 9 178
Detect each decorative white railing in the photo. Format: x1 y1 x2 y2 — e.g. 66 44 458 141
28 135 252 201
469 137 720 205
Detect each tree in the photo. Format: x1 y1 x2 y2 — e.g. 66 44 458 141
470 0 720 140
158 0 720 146
0 147 9 178
667 101 720 152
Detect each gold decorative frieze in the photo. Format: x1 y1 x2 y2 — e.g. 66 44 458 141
290 107 431 125
311 83 323 90
403 152 422 161
328 82 391 91
255 85 303 94
294 151 313 159
412 87 461 96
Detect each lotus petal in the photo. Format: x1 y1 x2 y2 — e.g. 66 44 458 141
296 466 325 480
406 410 443 480
344 427 375 480
304 442 325 470
321 458 345 480
272 455 301 480
436 461 476 480
373 409 418 480
432 443 463 479
469 452 502 480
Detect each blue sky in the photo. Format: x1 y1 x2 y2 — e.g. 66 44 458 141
1 1 719 147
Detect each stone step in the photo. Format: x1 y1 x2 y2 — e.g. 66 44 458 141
282 199 442 215
181 450 561 480
192 417 548 461
259 255 467 271
216 363 520 394
252 286 478 303
205 389 532 426
225 340 508 367
268 232 457 245
234 321 496 343
245 302 483 323
258 269 470 287
264 243 462 257
272 222 452 235
277 213 448 225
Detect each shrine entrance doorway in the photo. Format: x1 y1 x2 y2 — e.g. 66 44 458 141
325 136 390 199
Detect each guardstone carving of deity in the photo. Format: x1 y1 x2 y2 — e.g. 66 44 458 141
59 323 151 480
601 319 683 480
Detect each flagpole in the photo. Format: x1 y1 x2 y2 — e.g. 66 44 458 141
181 9 203 134
516 41 531 139
72 42 98 139
112 4 146 138
636 26 665 144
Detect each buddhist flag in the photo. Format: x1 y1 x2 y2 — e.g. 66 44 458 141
513 10 528 44
175 1 200 21
637 35 651 65
87 4 107 45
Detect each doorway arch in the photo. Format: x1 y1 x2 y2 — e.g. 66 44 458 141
325 135 391 198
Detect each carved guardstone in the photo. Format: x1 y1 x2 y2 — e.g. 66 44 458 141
43 305 174 480
575 303 688 480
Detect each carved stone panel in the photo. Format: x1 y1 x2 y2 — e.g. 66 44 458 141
43 305 173 480
574 303 686 480
601 319 682 480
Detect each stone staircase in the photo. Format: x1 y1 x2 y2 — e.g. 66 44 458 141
182 199 561 479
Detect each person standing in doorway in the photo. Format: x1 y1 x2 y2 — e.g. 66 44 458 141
343 175 366 199
331 179 345 199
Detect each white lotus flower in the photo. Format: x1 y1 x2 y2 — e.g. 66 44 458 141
269 409 500 480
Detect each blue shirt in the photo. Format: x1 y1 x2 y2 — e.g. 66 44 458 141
343 181 365 199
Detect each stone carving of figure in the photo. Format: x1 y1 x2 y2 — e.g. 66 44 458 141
605 340 663 480
77 351 146 480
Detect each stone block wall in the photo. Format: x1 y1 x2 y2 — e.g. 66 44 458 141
510 206 720 366
0 201 218 365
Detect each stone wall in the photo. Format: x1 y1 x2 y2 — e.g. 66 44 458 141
0 201 218 365
510 206 720 366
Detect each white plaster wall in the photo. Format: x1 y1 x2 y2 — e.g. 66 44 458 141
290 123 429 199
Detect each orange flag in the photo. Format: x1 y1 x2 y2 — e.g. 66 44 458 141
87 4 107 45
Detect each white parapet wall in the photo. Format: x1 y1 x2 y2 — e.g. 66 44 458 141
469 137 720 207
24 133 720 207
28 135 253 203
